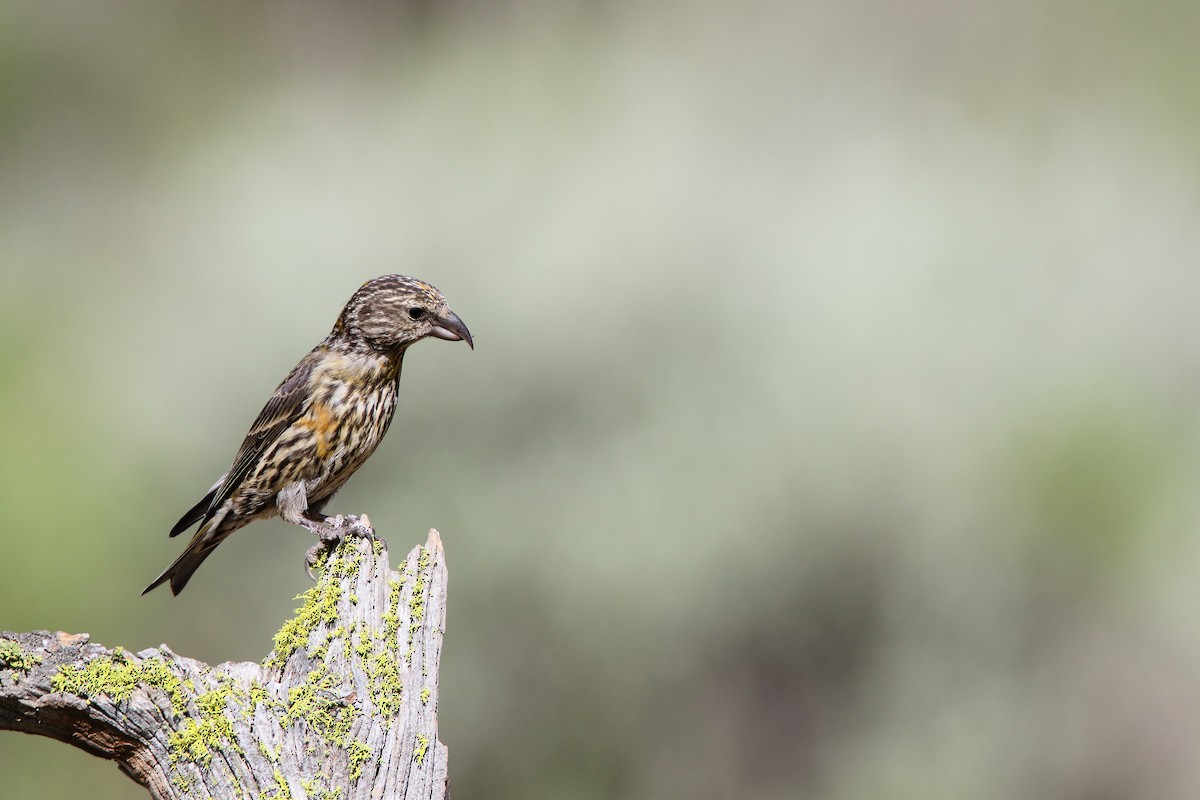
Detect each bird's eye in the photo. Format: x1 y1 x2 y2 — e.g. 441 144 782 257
408 307 426 321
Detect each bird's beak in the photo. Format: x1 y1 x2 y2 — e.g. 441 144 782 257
429 311 474 349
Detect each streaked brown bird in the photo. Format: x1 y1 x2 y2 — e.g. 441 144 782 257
143 275 472 596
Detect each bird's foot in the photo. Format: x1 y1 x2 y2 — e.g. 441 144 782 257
322 514 378 541
304 513 380 578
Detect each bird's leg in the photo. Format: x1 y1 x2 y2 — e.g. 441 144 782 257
279 483 380 577
277 483 332 535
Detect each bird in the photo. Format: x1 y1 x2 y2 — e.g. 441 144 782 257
143 275 473 596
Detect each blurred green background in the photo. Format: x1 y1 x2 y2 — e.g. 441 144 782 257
3 1 1200 798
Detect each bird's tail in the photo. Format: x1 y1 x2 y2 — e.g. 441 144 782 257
142 522 230 596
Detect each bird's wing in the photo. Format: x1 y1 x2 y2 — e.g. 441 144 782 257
204 351 320 516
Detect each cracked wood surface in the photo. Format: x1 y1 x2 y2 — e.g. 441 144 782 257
0 528 449 800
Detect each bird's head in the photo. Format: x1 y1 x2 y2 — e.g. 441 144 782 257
335 275 473 353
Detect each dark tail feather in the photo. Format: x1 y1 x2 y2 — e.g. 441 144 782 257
170 485 220 538
142 527 224 596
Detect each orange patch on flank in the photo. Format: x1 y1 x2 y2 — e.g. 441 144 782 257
298 402 338 459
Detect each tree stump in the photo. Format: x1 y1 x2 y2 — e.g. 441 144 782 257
0 526 449 800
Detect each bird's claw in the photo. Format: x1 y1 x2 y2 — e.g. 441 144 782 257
304 543 329 579
303 514 380 579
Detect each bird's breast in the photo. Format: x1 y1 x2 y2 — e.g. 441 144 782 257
297 361 399 487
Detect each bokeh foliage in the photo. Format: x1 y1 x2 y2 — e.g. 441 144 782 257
3 1 1200 798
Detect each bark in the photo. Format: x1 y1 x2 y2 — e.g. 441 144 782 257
0 526 449 800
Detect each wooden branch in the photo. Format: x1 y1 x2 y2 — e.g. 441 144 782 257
0 526 449 800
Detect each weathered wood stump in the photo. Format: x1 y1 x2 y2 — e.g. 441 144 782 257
0 527 449 800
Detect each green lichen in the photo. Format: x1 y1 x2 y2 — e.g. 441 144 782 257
142 659 188 714
300 777 331 796
406 547 431 661
360 546 435 721
243 680 276 722
310 623 348 663
267 768 292 799
409 548 430 621
50 651 186 715
413 734 429 765
268 582 341 667
383 577 403 643
0 639 42 671
169 717 216 765
362 572 406 719
366 650 403 719
266 541 364 669
347 740 372 779
300 777 343 800
167 681 245 766
354 631 372 659
390 547 431 663
197 684 238 736
420 687 431 705
326 543 363 581
282 664 355 747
